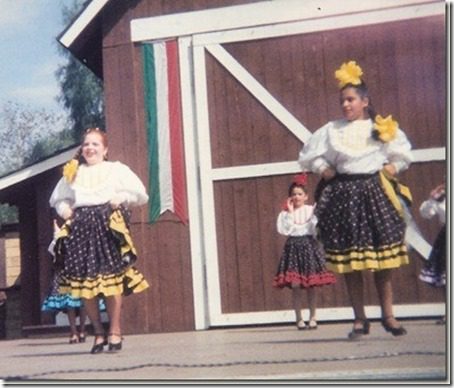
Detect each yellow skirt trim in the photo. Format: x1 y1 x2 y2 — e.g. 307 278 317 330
325 242 409 273
109 209 137 258
59 267 149 299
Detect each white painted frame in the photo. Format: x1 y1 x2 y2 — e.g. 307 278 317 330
133 0 446 328
0 147 78 191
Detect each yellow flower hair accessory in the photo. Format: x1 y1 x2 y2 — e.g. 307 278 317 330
372 114 398 143
63 159 79 183
335 61 363 88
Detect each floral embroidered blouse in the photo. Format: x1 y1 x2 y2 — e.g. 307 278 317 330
49 161 149 219
298 119 412 175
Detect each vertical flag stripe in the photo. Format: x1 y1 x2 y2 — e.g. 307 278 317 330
142 40 188 224
166 40 188 223
154 43 174 214
142 44 161 222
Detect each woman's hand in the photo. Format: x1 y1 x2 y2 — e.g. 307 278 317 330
110 194 125 210
321 167 336 180
110 199 122 209
430 184 445 200
61 207 73 220
383 163 396 176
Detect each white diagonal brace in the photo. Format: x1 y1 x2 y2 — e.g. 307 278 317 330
205 43 312 143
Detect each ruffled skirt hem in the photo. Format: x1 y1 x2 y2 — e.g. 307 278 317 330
59 267 150 299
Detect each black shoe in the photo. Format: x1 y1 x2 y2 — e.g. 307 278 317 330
108 341 122 352
90 335 107 354
348 319 370 340
436 316 446 325
78 333 86 343
108 333 123 352
381 316 407 336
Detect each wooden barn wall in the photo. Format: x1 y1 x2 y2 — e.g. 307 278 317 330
3 169 61 327
14 185 40 326
98 0 269 333
206 15 445 314
35 169 62 325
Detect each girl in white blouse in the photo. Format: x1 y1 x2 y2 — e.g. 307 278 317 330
273 174 336 330
418 183 446 323
299 61 412 339
49 128 149 354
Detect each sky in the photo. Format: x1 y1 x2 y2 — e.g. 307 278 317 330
0 0 70 114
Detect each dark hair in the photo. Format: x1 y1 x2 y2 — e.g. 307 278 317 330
341 81 377 121
288 182 307 197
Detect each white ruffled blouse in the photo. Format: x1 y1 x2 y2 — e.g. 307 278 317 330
276 204 318 237
49 161 149 219
298 119 413 175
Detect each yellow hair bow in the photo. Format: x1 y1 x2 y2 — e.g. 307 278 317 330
63 159 79 183
372 114 398 143
335 61 363 88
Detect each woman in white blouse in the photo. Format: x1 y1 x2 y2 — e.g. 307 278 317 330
49 128 149 354
299 61 412 339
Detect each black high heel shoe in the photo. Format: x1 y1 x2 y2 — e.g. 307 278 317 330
381 316 407 336
348 319 370 340
108 333 123 352
90 335 108 354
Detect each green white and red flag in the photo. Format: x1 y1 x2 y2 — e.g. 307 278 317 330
142 40 188 224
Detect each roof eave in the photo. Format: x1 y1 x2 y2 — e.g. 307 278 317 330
57 0 109 78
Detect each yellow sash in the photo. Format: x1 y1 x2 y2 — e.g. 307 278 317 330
379 170 412 217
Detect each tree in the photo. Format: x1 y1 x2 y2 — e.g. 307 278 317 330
0 101 69 175
55 0 105 141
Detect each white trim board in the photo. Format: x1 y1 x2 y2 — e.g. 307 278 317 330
131 0 442 42
59 0 110 48
0 147 78 192
193 44 224 322
179 37 210 330
193 2 444 46
206 44 312 142
208 148 446 182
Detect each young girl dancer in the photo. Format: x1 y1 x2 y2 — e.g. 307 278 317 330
273 174 336 330
418 183 446 324
299 61 413 338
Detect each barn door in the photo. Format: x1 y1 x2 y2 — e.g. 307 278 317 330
181 6 445 328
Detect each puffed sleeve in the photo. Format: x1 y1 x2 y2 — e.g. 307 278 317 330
298 122 332 174
384 129 413 173
113 162 149 207
276 211 294 236
419 198 445 221
49 178 75 219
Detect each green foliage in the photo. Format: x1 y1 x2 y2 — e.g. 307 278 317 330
0 102 69 176
24 129 76 166
0 204 18 227
55 0 105 141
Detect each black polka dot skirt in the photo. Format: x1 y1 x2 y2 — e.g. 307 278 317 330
56 203 149 299
315 173 409 273
419 225 446 287
273 236 337 288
